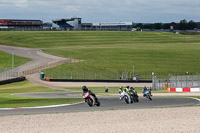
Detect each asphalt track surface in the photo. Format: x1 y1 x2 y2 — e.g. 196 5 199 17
0 95 199 116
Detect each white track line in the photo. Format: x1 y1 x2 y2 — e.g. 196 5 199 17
188 97 200 102
0 101 84 110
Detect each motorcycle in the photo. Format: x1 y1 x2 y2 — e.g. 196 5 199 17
143 89 152 101
82 92 100 107
119 89 133 104
130 90 139 102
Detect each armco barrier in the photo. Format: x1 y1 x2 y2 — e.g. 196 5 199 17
45 78 152 83
0 76 26 85
167 88 200 92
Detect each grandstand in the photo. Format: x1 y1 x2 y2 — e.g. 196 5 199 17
52 17 133 31
52 18 82 30
0 19 44 31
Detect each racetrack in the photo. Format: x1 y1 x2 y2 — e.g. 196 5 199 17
0 45 200 117
0 95 199 116
1 45 200 132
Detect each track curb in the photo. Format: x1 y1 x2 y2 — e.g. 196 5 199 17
0 101 84 110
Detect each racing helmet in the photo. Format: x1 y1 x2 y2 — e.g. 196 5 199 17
82 86 87 90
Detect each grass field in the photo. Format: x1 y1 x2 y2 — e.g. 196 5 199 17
0 81 83 108
64 87 169 94
0 31 200 74
0 51 30 70
187 96 200 99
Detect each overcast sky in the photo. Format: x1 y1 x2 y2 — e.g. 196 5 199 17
0 0 199 23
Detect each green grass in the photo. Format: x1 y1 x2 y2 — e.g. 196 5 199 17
0 51 30 70
0 31 200 48
180 32 200 35
0 80 83 108
186 96 200 99
64 87 159 93
65 87 121 92
0 31 200 74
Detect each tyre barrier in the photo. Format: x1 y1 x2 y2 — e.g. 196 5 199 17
0 76 26 85
167 88 200 92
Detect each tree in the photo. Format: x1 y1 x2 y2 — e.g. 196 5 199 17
136 23 143 29
188 20 196 30
163 23 170 29
143 24 153 29
197 22 200 29
179 19 188 30
153 23 162 29
170 22 178 30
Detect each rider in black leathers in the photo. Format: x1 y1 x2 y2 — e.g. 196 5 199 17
82 86 97 101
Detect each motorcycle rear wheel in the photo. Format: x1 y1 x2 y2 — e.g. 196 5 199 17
96 100 100 106
149 96 152 101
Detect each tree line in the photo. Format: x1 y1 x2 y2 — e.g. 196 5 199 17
134 19 200 30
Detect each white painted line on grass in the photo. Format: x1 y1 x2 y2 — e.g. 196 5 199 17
0 101 84 110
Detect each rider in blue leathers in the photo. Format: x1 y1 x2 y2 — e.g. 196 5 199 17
143 86 152 96
143 86 147 97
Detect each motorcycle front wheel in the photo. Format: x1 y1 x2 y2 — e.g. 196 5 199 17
147 95 152 101
134 97 139 102
124 96 129 104
96 100 100 107
86 98 93 107
130 96 133 103
149 96 152 101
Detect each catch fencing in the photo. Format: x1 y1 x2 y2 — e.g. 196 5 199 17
169 74 200 88
0 59 76 82
152 73 200 90
152 77 169 90
0 68 21 81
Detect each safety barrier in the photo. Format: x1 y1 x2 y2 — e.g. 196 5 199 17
0 76 26 85
167 88 200 92
44 78 152 83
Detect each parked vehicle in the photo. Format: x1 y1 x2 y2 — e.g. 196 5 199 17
82 92 100 107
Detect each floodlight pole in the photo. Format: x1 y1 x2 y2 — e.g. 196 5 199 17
12 49 14 69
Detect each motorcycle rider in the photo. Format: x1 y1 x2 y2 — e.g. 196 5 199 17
143 86 152 96
143 86 147 97
82 86 97 101
126 86 130 90
119 86 124 99
130 87 134 91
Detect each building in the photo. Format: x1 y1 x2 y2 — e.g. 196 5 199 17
92 22 134 31
52 17 133 31
52 18 82 30
0 19 44 31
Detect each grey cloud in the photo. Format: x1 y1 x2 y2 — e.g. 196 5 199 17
0 0 199 22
